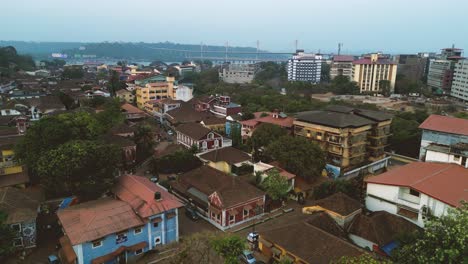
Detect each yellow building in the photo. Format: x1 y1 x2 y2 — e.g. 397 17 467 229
293 106 392 176
197 147 252 175
0 137 28 188
135 76 175 109
352 53 397 94
116 89 135 103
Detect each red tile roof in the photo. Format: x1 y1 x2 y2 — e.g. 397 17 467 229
365 162 468 207
120 103 144 114
57 197 145 245
241 112 293 128
113 175 183 218
419 115 468 135
353 58 396 65
333 55 355 62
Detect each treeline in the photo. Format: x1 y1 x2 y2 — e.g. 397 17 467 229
0 46 36 76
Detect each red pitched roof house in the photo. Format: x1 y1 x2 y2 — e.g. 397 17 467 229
365 162 468 228
240 111 294 139
57 175 182 264
120 103 146 120
175 122 230 152
170 165 265 230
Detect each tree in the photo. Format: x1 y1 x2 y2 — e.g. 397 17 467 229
379 80 391 97
156 150 202 174
211 234 246 264
265 136 325 181
333 254 391 264
0 211 16 258
36 140 121 200
134 123 155 161
249 123 288 159
167 232 224 264
260 169 290 201
95 99 125 132
108 70 124 96
330 76 360 95
392 202 468 264
57 91 76 109
62 67 84 79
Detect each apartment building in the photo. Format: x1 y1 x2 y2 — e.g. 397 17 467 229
287 50 323 83
219 63 257 84
451 59 468 102
330 55 354 80
293 105 392 177
395 54 428 82
135 76 175 109
427 48 464 94
352 54 397 94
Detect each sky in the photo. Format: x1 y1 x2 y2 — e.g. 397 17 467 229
1 0 467 54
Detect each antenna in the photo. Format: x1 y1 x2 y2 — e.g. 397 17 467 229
295 40 298 52
338 43 343 55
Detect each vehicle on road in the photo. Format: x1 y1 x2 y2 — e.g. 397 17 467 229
185 205 200 221
239 250 256 264
167 130 174 136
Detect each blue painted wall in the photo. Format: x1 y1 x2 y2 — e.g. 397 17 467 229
419 130 468 158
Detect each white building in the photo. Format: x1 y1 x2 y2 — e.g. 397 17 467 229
424 143 468 168
219 63 257 84
451 59 468 102
174 85 193 102
287 50 323 83
365 162 468 228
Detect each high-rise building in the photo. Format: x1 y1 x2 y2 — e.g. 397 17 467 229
330 55 354 80
427 47 464 94
352 54 397 94
451 59 468 102
287 50 323 83
395 54 428 82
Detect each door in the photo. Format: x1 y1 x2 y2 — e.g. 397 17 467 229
116 252 126 264
462 156 467 167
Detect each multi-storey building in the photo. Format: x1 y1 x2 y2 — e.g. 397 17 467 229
418 114 468 160
395 54 428 82
175 123 231 152
135 76 175 109
352 54 397 94
293 105 392 178
194 95 241 117
427 47 464 94
451 59 468 102
287 50 323 83
116 89 135 103
365 162 468 228
330 55 354 80
219 63 258 84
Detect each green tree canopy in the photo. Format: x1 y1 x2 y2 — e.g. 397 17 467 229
36 140 121 200
156 150 202 174
392 202 468 264
211 234 246 264
249 123 288 159
62 67 84 79
260 169 291 200
265 136 325 181
0 211 16 258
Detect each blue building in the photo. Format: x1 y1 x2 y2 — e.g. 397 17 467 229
57 175 182 264
418 115 468 160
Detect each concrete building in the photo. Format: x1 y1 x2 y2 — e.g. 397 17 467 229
451 59 468 102
352 54 397 94
287 50 323 83
293 105 392 178
135 77 175 109
173 85 193 102
395 54 428 82
424 143 468 168
116 89 135 103
330 55 354 80
365 162 468 228
418 114 468 160
427 48 464 94
219 63 257 84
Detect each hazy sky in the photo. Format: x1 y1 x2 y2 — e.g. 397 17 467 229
2 0 467 54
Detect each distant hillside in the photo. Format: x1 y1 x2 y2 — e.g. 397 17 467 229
0 41 287 62
0 46 36 74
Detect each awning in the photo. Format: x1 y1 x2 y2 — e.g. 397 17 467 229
244 205 253 211
91 242 147 264
166 212 176 219
259 237 272 248
152 217 162 223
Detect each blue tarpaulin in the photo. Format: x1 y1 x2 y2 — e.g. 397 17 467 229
382 241 398 256
59 197 74 210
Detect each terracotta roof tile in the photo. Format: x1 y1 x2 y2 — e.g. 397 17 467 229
365 162 468 207
120 103 144 114
198 147 251 165
311 192 362 216
419 114 468 135
113 175 183 218
175 122 213 140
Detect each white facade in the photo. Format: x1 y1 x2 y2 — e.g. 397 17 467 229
219 64 257 84
174 85 193 102
348 234 375 251
451 59 468 102
287 51 323 83
365 183 452 228
425 149 468 168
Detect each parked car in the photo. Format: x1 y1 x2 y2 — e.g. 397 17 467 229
150 175 159 183
167 130 174 136
185 205 200 221
239 250 256 264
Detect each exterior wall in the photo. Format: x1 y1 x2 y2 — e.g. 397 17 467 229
365 183 453 228
451 59 468 102
0 109 22 116
287 53 323 83
425 150 468 167
427 60 453 91
208 196 265 229
348 234 376 251
352 63 397 94
176 131 224 152
219 64 256 84
174 86 193 102
330 61 353 80
419 129 468 159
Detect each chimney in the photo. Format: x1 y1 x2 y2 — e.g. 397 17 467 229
154 192 162 201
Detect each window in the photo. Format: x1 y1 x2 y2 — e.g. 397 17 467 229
11 223 21 233
202 141 207 149
134 227 143 235
243 209 249 217
216 214 221 221
229 215 235 221
214 140 219 147
92 240 103 248
409 189 420 197
13 237 23 247
454 155 460 161
135 248 143 255
153 222 159 228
